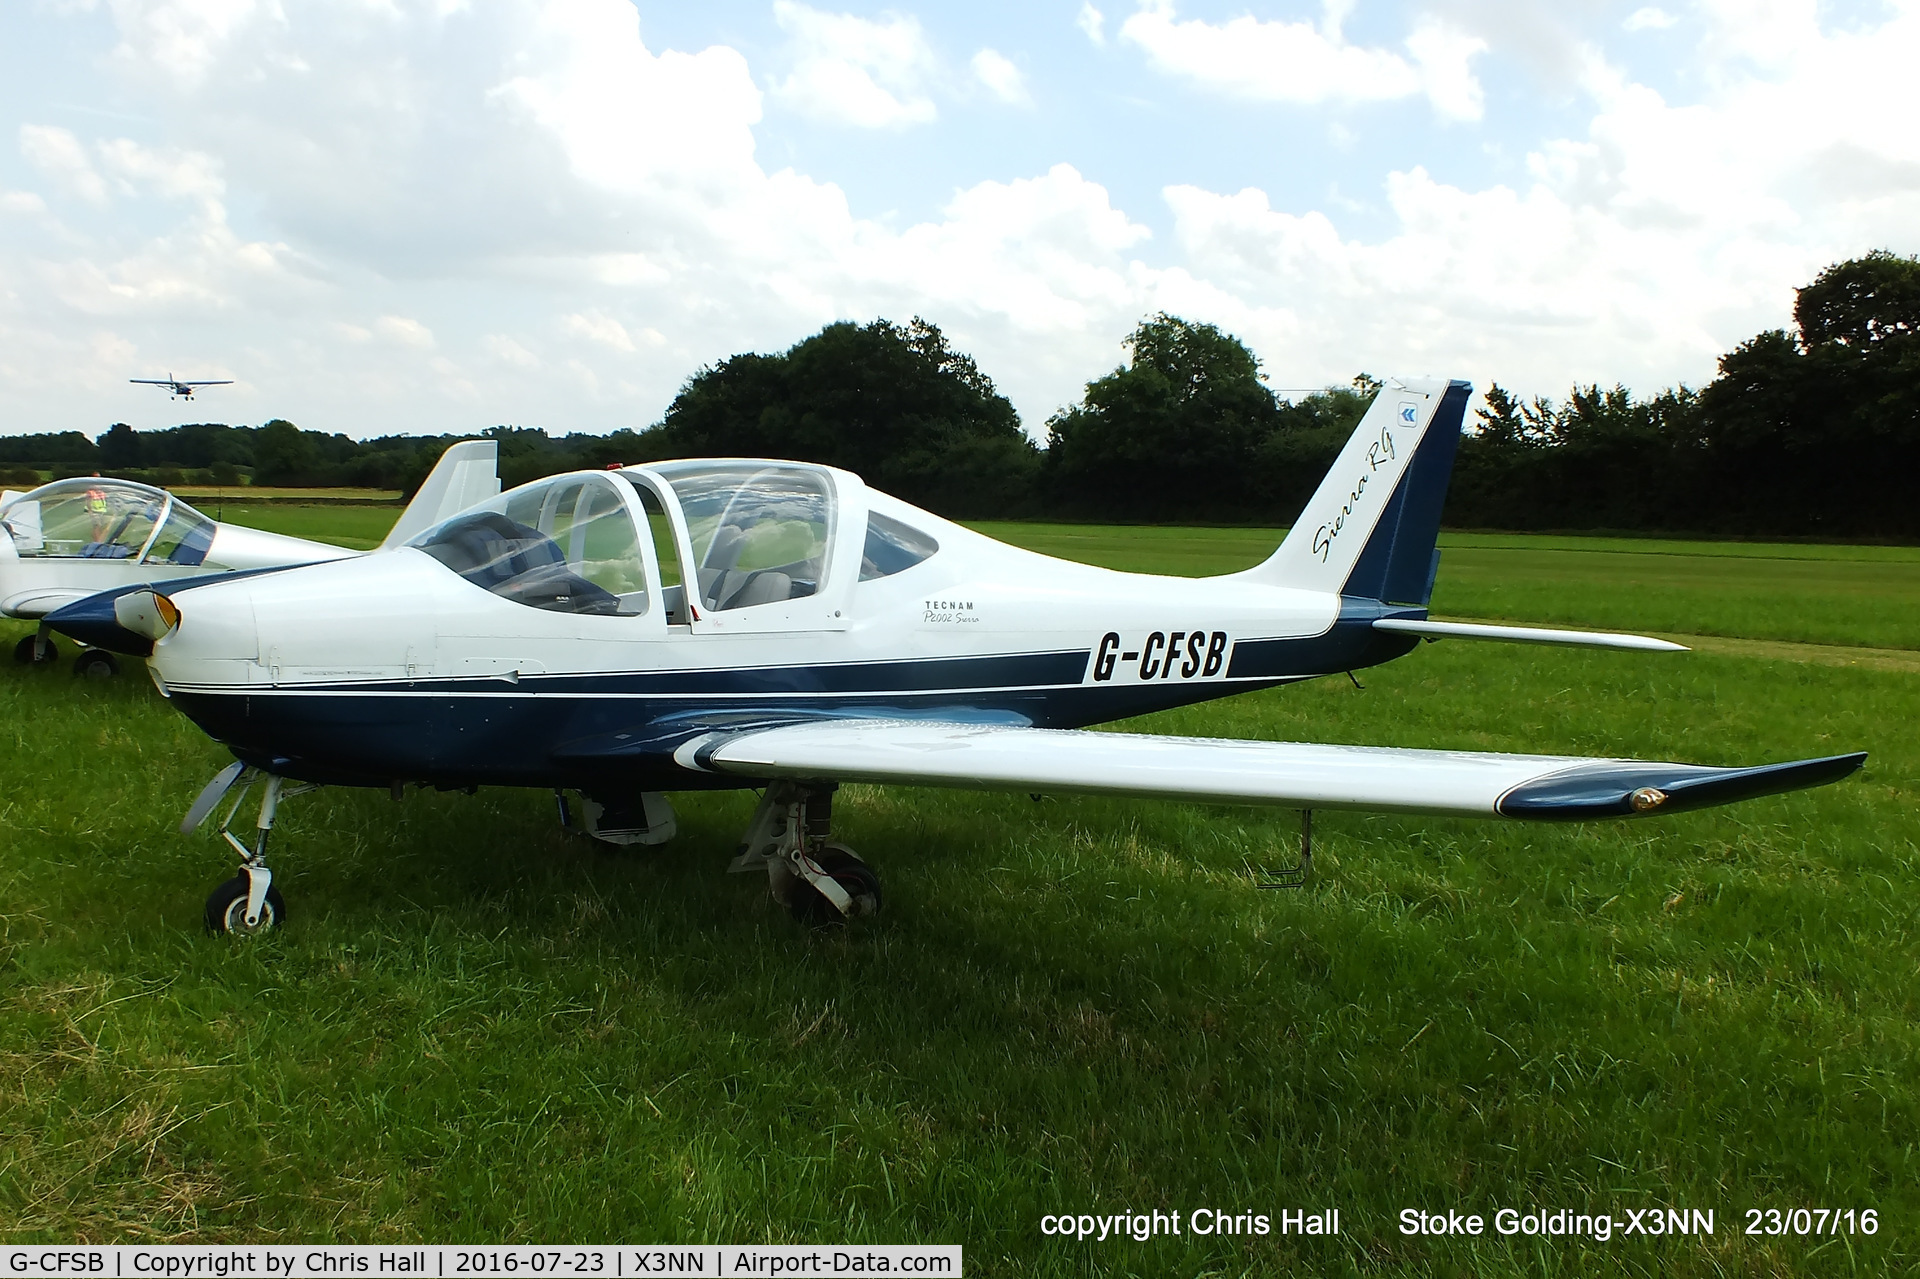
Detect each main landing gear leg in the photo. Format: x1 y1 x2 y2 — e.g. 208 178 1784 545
728 781 880 926
186 764 319 934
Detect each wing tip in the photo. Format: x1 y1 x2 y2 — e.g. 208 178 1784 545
1498 751 1867 820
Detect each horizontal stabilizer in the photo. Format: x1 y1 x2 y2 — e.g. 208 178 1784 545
673 720 1862 821
1373 618 1687 652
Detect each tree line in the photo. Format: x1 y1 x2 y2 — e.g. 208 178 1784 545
6 253 1914 539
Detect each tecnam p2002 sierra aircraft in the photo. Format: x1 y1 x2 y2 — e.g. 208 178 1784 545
3 441 499 677
65 378 1864 932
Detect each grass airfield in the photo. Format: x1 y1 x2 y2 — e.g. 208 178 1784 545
1 515 1915 1277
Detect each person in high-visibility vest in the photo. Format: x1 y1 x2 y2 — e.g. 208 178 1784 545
85 478 110 544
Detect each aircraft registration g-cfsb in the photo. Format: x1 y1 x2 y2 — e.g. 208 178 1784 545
2 441 499 677
60 378 1864 933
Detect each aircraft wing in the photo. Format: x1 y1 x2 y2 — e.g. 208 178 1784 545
0 585 96 618
672 720 1864 820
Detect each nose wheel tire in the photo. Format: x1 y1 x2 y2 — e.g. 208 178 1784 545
13 635 58 665
73 649 119 679
782 843 882 927
204 875 287 935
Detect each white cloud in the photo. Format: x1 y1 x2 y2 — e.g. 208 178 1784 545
971 48 1029 105
563 309 636 351
1 0 1179 433
770 1 938 129
494 1 765 202
1405 20 1486 123
1077 3 1105 46
1119 0 1488 122
1623 7 1678 32
1160 9 1920 394
483 334 540 367
6 0 1920 441
377 315 435 348
21 125 109 204
107 0 265 90
96 137 226 204
1695 0 1824 69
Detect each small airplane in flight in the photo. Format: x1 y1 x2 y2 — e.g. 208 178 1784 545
3 441 499 677
131 375 234 400
63 379 1864 934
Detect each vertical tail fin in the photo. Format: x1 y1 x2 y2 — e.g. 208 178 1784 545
380 439 501 550
1240 378 1469 605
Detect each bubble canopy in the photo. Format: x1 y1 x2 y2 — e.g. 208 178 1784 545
642 461 836 613
1 477 214 566
405 459 943 623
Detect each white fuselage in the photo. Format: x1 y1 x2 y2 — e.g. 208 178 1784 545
142 462 1411 790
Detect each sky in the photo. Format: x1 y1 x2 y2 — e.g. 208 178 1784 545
1 0 1915 442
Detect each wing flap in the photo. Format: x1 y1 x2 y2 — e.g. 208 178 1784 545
681 721 1863 820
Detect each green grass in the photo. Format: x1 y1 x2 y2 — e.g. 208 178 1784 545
172 487 403 501
216 504 402 551
3 521 1914 1275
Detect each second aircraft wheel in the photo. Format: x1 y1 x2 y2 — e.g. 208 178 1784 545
73 649 119 679
784 843 882 927
13 635 57 665
204 875 288 936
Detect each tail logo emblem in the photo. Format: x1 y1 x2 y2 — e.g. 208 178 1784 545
1399 402 1419 425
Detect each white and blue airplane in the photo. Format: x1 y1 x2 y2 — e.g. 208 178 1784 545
130 375 234 400
59 379 1864 933
2 441 500 676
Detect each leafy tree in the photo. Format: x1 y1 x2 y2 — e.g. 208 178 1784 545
1698 251 1920 537
655 317 1036 516
251 418 317 485
1794 250 1920 348
1045 314 1282 521
0 430 99 478
97 422 144 471
1447 383 1706 531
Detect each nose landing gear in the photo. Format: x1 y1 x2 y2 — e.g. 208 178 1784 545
13 628 58 665
204 871 286 934
184 762 318 934
729 781 881 925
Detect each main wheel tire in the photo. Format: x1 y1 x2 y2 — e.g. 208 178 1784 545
73 649 118 679
204 875 288 935
13 635 57 665
784 843 882 927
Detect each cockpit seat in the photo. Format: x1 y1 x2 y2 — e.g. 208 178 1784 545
722 570 792 610
697 525 750 610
